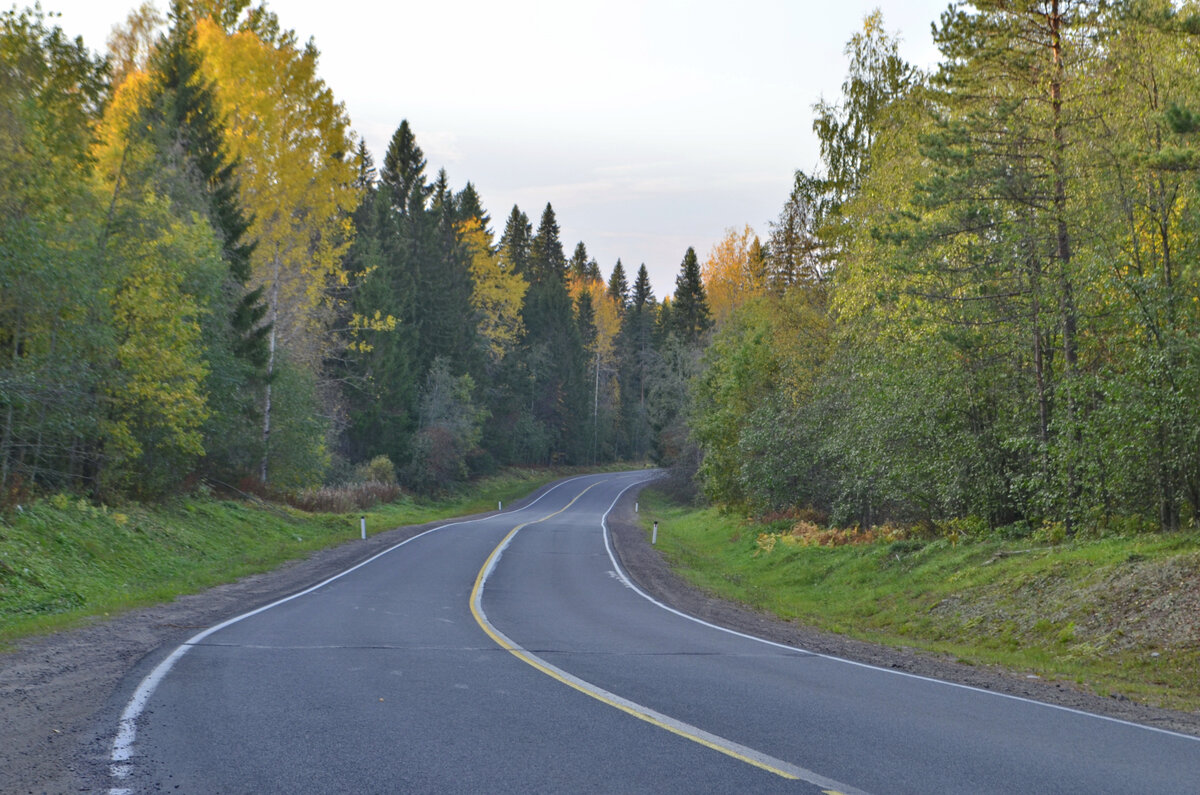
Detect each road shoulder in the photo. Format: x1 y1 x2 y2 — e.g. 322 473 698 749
604 485 1200 739
2 477 1197 792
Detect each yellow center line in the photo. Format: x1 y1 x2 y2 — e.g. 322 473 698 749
469 479 853 785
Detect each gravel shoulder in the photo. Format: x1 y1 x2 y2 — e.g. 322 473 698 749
3 478 1198 793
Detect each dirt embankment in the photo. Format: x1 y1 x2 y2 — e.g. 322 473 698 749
3 481 1199 794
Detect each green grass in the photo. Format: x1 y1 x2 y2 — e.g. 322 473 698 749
0 467 610 644
638 488 1200 712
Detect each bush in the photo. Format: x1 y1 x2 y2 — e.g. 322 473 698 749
358 455 397 485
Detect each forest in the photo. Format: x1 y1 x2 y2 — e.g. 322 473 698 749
693 0 1200 537
2 1 1200 540
0 0 708 504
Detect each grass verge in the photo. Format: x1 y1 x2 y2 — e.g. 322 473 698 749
637 487 1200 712
0 466 612 645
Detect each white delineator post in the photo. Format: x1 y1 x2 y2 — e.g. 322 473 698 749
361 516 366 540
652 520 658 545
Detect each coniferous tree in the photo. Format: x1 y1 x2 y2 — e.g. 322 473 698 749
454 181 489 230
607 259 629 311
528 203 568 281
569 241 591 282
517 203 588 462
499 206 532 276
905 0 1098 529
345 121 429 467
670 247 713 344
381 119 430 215
615 263 658 459
425 168 479 375
144 6 270 481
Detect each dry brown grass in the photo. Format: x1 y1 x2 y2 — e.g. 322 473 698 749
287 482 402 513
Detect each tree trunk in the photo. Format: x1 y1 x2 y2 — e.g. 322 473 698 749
1049 0 1081 531
260 249 281 484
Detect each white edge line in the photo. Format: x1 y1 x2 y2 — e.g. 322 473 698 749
107 474 594 790
600 480 1200 745
471 474 869 794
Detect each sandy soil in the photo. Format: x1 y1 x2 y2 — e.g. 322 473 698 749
3 479 1198 794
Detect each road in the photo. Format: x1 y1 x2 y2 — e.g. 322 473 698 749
107 472 1200 793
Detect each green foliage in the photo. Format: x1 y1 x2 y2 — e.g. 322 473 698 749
0 5 674 509
638 487 1200 711
0 467 594 642
260 357 329 491
670 247 713 344
405 358 486 494
359 455 397 485
1 6 110 497
688 4 1200 537
100 202 218 496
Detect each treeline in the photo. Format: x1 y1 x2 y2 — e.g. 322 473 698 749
0 1 706 504
689 3 1200 535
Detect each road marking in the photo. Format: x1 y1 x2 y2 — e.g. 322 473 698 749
470 476 870 793
599 482 1200 747
106 474 594 794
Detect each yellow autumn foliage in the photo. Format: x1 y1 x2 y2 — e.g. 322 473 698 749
702 224 768 325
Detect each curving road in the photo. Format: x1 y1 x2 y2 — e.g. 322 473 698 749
107 472 1200 793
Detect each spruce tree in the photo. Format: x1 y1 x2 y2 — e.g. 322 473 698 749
425 168 479 376
381 119 429 216
528 203 567 282
454 181 490 229
616 263 658 458
670 247 712 344
576 288 597 351
499 206 532 275
517 203 588 462
154 10 269 366
607 259 629 311
569 241 590 282
632 263 653 309
345 121 433 467
130 7 271 482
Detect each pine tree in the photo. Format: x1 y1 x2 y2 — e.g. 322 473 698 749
914 0 1098 528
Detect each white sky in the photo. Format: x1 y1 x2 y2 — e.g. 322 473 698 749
43 0 951 296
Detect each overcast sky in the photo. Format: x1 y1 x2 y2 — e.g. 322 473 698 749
44 0 952 296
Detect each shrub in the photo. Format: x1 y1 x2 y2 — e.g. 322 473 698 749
358 455 397 486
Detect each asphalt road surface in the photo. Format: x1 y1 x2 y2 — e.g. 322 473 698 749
106 472 1200 793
